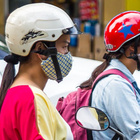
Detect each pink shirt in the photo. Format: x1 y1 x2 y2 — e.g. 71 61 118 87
0 85 73 140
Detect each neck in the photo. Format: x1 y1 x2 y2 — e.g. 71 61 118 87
11 62 48 90
119 57 137 74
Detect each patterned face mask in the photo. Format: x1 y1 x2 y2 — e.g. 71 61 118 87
41 52 72 81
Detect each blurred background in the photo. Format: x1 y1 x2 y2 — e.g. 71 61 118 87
0 0 140 61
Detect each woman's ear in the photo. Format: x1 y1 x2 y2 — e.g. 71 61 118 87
34 42 43 51
34 41 48 60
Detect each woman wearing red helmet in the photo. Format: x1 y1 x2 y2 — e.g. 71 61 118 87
80 11 140 139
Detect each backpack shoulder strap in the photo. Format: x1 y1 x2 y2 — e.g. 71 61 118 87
89 69 136 106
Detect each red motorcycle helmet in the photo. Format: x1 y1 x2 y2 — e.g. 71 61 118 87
104 11 140 52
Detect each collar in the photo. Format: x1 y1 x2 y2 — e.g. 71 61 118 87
106 59 136 83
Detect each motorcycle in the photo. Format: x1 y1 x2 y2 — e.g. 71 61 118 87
75 106 140 140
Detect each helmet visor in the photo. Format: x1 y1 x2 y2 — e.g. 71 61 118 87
62 25 82 35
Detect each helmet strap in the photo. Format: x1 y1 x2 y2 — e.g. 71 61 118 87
32 47 57 56
51 55 63 82
48 42 63 82
120 48 138 60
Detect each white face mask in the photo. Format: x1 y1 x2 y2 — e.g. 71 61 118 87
41 52 72 81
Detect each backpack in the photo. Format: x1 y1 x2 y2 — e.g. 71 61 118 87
56 69 135 140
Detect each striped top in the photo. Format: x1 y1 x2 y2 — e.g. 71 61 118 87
0 85 73 140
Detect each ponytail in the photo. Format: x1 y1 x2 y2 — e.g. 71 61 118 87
79 51 122 89
0 54 18 111
79 60 109 89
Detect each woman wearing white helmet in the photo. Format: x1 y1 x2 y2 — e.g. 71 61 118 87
0 3 80 140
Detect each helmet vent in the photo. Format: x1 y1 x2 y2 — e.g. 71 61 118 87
52 34 55 38
23 49 26 53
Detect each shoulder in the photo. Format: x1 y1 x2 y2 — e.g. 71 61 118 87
98 73 131 87
106 74 132 89
2 85 36 118
4 86 36 113
95 74 134 96
7 85 35 102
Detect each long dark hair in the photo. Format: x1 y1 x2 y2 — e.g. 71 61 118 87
0 54 31 111
79 35 140 89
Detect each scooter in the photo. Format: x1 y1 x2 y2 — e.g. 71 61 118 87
75 106 140 140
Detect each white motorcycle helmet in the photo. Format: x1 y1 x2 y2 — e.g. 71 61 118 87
5 3 80 56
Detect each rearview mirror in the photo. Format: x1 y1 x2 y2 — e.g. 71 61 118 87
76 106 126 139
75 106 109 131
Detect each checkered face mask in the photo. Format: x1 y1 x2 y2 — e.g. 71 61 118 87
41 52 72 80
